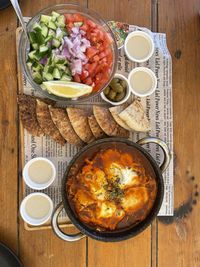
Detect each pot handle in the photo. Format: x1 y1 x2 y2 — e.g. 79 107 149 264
51 202 85 242
136 137 171 173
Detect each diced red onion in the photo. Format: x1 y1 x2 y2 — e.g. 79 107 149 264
39 55 48 65
70 59 82 75
59 26 91 75
71 27 79 34
80 30 86 35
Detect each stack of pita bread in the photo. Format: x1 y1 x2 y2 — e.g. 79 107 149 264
18 94 150 147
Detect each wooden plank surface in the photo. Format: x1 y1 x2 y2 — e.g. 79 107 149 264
0 5 16 33
87 1 152 267
88 0 151 27
157 0 200 266
0 9 18 253
18 2 87 267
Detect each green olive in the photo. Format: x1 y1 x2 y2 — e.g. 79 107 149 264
115 91 126 101
110 78 119 88
113 78 119 83
119 79 127 88
104 86 110 95
108 90 117 100
113 84 124 93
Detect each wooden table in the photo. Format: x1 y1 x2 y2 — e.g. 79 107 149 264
0 0 200 266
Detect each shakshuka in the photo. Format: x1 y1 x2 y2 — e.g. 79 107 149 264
67 147 157 231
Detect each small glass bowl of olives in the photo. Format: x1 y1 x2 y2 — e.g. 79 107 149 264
101 73 131 105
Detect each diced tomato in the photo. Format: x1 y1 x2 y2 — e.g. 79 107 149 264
67 22 74 31
98 30 104 41
98 52 106 59
93 82 102 92
64 14 74 21
87 62 98 76
80 24 88 32
86 47 99 59
81 70 89 80
84 77 93 85
104 32 113 45
73 74 81 83
92 55 100 62
86 19 97 28
95 72 103 82
84 64 90 71
73 13 84 22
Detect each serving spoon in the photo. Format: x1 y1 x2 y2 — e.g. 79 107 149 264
10 0 29 39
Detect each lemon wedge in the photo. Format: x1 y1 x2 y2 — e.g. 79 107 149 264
42 81 93 98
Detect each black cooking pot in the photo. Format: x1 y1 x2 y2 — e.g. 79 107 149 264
52 137 171 242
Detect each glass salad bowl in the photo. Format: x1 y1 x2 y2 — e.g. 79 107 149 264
19 3 118 103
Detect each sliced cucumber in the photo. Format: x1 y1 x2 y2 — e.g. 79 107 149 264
33 51 42 61
45 35 53 43
29 32 37 44
53 68 61 79
27 62 32 69
39 45 49 54
36 31 45 45
33 22 42 32
52 38 60 48
54 57 66 64
32 63 43 72
32 43 39 50
56 64 67 71
51 11 60 18
65 67 72 76
61 74 72 81
48 29 56 37
56 15 65 27
51 16 57 22
40 15 51 25
47 66 54 74
41 25 48 37
43 72 53 81
28 50 37 60
48 21 56 30
33 72 42 84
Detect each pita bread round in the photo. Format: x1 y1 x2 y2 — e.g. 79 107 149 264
18 94 43 136
36 99 65 145
88 115 106 139
109 104 132 131
93 105 129 138
49 106 84 147
67 107 95 143
119 100 150 132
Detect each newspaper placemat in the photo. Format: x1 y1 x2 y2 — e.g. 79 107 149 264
18 20 173 230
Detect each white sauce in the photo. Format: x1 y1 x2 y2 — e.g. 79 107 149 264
110 163 138 186
28 160 53 184
130 71 153 94
120 167 138 185
126 35 151 60
25 195 50 219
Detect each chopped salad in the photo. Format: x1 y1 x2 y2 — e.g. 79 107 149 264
27 11 114 94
